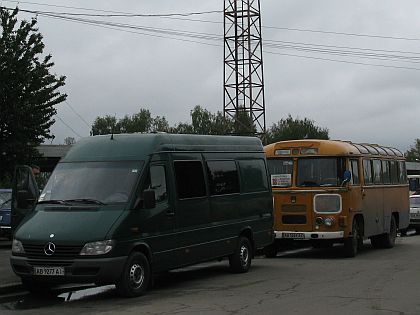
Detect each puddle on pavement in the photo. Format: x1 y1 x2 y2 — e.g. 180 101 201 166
0 285 115 310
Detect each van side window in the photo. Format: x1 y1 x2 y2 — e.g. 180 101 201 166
174 161 206 199
350 159 359 185
150 165 167 202
363 159 373 185
238 159 268 193
206 160 239 195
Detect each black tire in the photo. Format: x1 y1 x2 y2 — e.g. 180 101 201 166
116 252 151 298
382 216 397 248
263 242 278 258
371 216 397 249
415 228 420 235
229 237 252 273
343 219 362 258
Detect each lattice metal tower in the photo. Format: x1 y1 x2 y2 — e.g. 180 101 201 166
224 0 266 136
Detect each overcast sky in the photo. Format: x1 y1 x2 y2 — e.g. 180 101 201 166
5 0 420 152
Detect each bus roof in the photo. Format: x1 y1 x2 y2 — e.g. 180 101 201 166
264 139 404 158
62 133 263 162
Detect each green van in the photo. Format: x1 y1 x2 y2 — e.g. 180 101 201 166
11 133 274 297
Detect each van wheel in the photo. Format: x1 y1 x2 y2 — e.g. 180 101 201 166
343 219 362 257
116 252 150 297
229 237 252 273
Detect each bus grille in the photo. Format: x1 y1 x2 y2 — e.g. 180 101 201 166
282 204 306 212
23 244 83 260
282 215 307 224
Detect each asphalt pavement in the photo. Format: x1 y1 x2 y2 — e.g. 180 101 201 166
0 239 21 294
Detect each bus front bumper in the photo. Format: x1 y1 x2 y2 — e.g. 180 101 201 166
275 231 344 240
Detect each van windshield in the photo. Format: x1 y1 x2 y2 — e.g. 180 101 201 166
39 161 143 205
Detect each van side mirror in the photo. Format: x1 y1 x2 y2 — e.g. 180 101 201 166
143 189 156 209
341 170 352 187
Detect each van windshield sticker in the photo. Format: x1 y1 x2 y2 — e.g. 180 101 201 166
271 174 292 187
131 169 138 173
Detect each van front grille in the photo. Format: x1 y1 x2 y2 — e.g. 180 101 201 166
23 244 83 260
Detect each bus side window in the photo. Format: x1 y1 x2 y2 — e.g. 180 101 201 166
363 159 373 185
350 159 360 185
382 160 391 184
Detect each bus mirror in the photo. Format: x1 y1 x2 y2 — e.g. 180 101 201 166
143 189 156 209
341 170 352 186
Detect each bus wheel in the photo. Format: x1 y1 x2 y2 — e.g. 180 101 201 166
116 252 151 297
343 220 361 258
229 237 252 273
263 242 278 258
382 216 397 248
371 216 397 249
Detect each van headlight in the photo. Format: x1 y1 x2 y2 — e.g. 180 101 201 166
12 239 25 254
80 240 114 256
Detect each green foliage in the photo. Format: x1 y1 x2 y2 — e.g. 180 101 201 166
0 8 67 186
265 115 329 144
405 139 420 162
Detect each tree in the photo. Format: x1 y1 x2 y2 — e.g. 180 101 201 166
405 139 420 162
0 8 67 186
91 115 119 136
265 115 329 144
189 105 233 135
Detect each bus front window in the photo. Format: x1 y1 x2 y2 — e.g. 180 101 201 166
267 158 293 188
297 158 345 187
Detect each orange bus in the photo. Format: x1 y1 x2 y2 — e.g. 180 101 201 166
264 139 409 257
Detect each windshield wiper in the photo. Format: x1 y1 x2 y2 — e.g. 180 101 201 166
38 200 71 205
64 198 106 205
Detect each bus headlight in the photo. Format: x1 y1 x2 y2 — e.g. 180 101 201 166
314 194 342 213
324 217 334 227
80 240 114 256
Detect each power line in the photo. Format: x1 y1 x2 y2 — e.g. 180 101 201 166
56 115 83 138
64 101 91 129
264 50 420 71
1 0 222 17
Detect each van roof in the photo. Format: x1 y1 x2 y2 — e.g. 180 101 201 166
62 133 263 162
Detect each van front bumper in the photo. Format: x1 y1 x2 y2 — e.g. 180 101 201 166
275 230 344 240
10 255 127 284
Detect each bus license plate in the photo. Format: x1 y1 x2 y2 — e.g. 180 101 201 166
282 232 305 239
33 267 65 276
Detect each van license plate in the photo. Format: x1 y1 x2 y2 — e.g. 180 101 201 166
33 267 65 276
282 232 305 239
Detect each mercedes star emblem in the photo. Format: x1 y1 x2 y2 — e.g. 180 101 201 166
44 242 56 256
